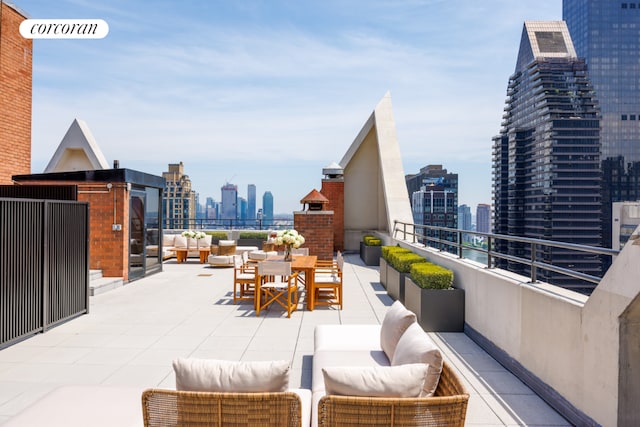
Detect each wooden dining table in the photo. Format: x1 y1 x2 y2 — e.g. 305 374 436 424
254 255 317 313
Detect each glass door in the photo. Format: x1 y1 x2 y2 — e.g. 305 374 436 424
129 190 146 280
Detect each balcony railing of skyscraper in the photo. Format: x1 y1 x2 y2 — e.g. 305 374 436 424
393 220 619 295
163 217 294 231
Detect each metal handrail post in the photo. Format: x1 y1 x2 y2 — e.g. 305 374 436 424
531 242 537 283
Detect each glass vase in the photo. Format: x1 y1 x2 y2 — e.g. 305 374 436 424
284 245 293 261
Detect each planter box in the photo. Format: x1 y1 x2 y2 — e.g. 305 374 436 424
237 238 265 248
379 258 388 289
405 278 465 332
360 242 382 266
386 265 408 303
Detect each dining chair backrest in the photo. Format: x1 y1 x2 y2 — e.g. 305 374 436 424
233 254 243 268
291 247 309 256
258 261 292 277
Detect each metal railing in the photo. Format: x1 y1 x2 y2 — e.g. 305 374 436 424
163 218 294 230
393 220 619 292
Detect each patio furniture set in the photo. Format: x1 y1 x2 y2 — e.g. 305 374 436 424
5 301 469 426
233 250 344 316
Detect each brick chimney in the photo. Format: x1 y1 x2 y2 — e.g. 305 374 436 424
320 162 344 252
294 189 334 260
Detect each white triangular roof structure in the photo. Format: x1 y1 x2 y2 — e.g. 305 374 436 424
339 92 413 247
44 118 110 173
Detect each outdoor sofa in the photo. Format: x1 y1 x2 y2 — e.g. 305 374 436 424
4 302 467 427
312 300 469 426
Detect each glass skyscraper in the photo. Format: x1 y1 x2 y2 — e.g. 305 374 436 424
564 0 640 249
247 184 256 220
262 191 274 224
220 183 238 220
492 21 602 292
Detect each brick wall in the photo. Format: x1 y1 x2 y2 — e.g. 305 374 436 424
13 180 132 280
320 179 344 252
77 183 130 279
0 4 32 183
294 211 334 260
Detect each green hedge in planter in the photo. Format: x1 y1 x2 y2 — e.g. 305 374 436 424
381 246 411 262
206 231 229 240
389 252 427 273
410 262 454 289
239 231 268 240
363 235 382 246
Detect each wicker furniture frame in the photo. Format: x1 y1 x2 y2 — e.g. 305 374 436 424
317 361 469 427
142 389 304 427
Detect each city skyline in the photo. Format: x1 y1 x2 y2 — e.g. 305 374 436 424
22 1 561 213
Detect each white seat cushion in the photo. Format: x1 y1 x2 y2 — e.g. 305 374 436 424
322 363 428 397
312 349 389 393
208 255 235 266
314 325 382 352
248 250 278 260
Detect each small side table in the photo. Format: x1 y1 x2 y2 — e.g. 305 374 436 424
199 248 211 264
174 248 188 263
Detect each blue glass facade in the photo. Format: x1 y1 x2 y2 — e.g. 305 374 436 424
564 0 640 248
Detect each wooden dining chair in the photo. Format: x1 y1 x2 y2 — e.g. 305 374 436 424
291 247 309 256
233 252 256 304
256 262 300 318
313 252 343 310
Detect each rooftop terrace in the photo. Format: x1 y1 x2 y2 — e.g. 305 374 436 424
0 254 570 426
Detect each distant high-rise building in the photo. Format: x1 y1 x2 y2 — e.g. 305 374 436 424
263 191 274 224
406 165 458 250
205 197 218 220
221 183 238 220
238 197 247 221
612 202 640 251
195 193 205 220
458 204 472 231
476 204 491 234
492 21 602 291
563 0 640 250
162 162 196 229
247 184 256 220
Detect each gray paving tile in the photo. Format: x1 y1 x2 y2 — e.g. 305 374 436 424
0 254 566 426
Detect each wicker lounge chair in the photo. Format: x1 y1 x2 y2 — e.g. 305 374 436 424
142 389 306 427
317 361 469 427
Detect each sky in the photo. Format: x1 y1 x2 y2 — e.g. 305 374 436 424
18 0 562 215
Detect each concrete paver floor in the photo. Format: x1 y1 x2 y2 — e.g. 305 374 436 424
0 254 570 426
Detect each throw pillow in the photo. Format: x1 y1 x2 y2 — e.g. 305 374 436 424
162 234 175 247
391 322 443 397
380 301 416 361
174 235 187 248
322 364 428 397
173 358 290 393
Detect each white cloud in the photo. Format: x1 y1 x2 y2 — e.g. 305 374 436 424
26 0 562 212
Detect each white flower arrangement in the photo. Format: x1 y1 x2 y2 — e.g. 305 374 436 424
182 230 207 240
274 229 305 248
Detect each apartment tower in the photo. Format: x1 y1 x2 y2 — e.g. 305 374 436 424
162 162 196 229
563 0 640 250
406 165 459 250
492 21 602 291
